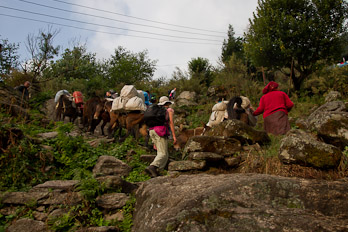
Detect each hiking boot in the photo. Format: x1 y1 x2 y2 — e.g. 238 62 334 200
145 165 159 178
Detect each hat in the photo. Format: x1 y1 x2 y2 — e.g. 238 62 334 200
158 96 174 106
262 81 279 94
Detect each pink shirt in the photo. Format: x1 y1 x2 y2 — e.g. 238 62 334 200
253 90 294 118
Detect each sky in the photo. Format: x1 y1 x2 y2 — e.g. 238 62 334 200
0 0 259 80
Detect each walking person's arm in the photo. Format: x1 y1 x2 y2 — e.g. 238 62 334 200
168 109 177 144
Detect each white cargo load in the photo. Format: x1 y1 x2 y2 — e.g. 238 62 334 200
111 97 128 111
120 85 138 100
137 90 145 103
125 96 147 111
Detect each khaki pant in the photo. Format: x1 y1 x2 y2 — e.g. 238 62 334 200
149 129 169 169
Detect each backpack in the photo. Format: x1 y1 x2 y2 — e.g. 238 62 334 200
144 104 167 127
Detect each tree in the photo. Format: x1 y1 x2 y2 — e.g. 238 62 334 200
188 57 214 87
244 0 348 90
44 45 101 82
106 46 157 87
0 37 19 78
24 27 60 80
221 25 244 63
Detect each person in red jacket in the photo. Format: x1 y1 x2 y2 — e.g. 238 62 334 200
253 81 294 135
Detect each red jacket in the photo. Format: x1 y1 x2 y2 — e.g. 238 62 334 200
253 90 294 118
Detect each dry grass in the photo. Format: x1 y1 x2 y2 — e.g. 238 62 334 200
236 153 347 180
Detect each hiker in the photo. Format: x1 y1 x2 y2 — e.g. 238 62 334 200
15 81 30 100
168 88 176 100
105 89 117 99
253 81 294 135
143 90 152 106
145 96 177 178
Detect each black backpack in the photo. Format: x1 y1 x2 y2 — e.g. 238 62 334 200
144 104 167 127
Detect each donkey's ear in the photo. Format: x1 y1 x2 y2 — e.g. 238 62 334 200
179 124 184 132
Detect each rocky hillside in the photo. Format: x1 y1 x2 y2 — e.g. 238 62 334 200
1 84 348 231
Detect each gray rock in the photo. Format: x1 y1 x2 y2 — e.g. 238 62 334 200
188 152 224 161
168 160 207 171
48 208 69 220
279 129 342 169
308 111 348 149
33 211 48 221
96 193 130 210
175 91 197 106
36 131 59 140
325 91 342 102
224 156 242 167
31 180 79 192
183 136 241 159
205 119 271 145
38 192 82 206
139 154 156 163
95 176 138 194
133 173 348 232
7 218 50 232
41 98 56 121
93 155 131 177
1 192 48 205
96 176 124 189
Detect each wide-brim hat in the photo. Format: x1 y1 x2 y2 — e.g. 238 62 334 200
158 96 174 106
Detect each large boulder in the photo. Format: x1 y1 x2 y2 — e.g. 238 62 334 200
205 119 271 145
41 98 56 121
279 129 342 169
133 173 348 232
175 91 197 106
182 136 242 159
306 101 348 149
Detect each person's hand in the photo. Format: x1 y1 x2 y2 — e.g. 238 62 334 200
173 137 177 145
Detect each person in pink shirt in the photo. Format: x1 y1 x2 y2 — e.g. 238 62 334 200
253 81 294 135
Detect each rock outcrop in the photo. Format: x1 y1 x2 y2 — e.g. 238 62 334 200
133 173 348 232
204 119 271 145
296 101 348 149
175 91 197 106
279 129 342 168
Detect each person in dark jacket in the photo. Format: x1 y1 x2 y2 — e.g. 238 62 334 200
15 81 30 100
253 81 294 135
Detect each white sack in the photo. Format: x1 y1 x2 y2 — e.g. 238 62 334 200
120 85 138 100
212 101 227 111
137 90 145 103
112 97 128 111
125 96 147 111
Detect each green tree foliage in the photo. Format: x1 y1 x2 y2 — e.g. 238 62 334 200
0 37 19 78
244 0 348 90
188 57 214 87
106 46 157 88
45 45 101 82
221 25 245 63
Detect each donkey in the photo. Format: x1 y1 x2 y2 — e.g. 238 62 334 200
226 96 249 125
55 95 80 122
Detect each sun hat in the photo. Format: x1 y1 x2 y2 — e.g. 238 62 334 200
157 96 174 106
